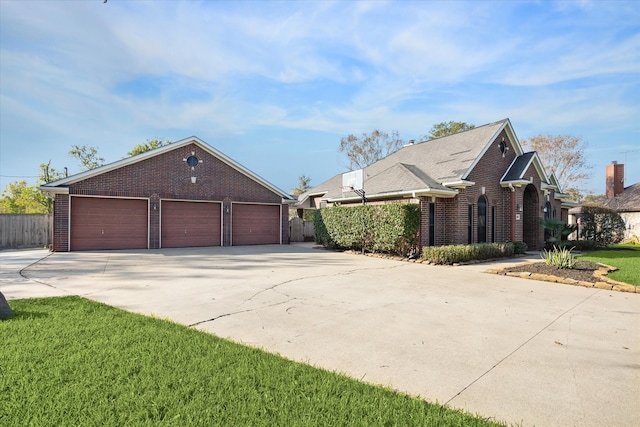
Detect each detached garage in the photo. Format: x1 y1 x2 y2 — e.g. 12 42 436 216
40 137 295 251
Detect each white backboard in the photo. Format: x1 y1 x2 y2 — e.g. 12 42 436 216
342 169 363 192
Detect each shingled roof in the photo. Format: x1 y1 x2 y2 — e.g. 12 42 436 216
599 182 640 212
300 118 529 203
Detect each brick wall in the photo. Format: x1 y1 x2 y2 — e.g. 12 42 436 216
52 144 288 251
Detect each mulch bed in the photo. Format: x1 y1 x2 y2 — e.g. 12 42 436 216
498 260 604 283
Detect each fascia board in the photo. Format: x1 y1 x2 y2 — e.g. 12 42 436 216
462 119 524 180
38 136 294 201
500 180 530 188
443 180 475 189
37 186 69 195
326 188 458 203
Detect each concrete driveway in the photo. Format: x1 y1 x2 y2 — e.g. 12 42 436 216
2 244 639 427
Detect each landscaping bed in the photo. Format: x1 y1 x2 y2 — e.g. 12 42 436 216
493 260 638 293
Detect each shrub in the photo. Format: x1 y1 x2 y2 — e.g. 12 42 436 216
513 241 528 255
543 218 576 245
541 245 576 269
579 204 626 245
422 242 515 265
313 204 420 256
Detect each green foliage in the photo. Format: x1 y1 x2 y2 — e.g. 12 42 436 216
0 297 504 427
339 129 404 170
0 180 50 214
127 138 172 157
579 204 626 245
513 241 528 255
578 245 640 286
542 218 576 246
424 121 475 140
314 204 420 256
541 246 576 269
69 144 104 171
422 243 515 265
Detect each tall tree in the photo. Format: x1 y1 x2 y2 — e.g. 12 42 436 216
339 130 403 170
291 175 312 196
521 134 591 201
424 121 475 140
69 145 104 171
127 139 172 157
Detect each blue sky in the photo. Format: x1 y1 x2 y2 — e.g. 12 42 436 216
1 0 638 196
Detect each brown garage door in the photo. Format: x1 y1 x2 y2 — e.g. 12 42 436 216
161 201 221 248
71 197 148 251
232 203 280 245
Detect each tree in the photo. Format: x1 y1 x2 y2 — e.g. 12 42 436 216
423 121 475 140
69 145 104 171
291 175 312 196
579 204 626 245
0 180 50 213
39 160 65 184
0 161 66 213
339 130 403 170
127 138 172 157
520 134 591 201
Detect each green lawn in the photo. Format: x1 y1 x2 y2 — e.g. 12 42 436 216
1 297 504 427
577 244 640 286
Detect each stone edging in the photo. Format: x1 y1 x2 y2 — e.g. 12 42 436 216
486 263 639 294
337 248 638 294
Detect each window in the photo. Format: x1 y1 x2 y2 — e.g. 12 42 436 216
478 196 487 243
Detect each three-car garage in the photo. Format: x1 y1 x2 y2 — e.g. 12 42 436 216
42 137 294 252
68 196 283 251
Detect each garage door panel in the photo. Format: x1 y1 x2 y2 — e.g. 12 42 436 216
232 204 280 245
161 201 221 248
71 197 148 251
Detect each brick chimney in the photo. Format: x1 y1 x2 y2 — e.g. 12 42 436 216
605 161 624 199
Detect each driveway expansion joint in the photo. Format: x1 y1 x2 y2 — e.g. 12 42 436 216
445 289 600 406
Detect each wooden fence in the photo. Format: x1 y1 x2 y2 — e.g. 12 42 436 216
0 214 52 249
289 217 314 242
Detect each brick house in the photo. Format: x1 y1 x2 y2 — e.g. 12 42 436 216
297 119 573 250
40 137 295 251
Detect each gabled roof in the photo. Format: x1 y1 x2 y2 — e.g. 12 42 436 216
39 136 295 202
599 182 640 212
500 151 550 188
300 118 530 203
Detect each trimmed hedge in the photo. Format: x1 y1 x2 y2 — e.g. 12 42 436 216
422 243 516 265
313 204 420 256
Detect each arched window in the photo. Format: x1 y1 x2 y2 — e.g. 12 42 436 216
478 196 487 243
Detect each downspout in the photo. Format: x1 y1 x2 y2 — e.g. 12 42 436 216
508 183 516 242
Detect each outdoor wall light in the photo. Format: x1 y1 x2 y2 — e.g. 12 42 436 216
517 204 523 212
542 206 548 213
153 203 157 211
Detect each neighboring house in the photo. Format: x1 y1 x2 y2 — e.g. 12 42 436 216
598 162 640 240
40 137 295 252
297 119 574 250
